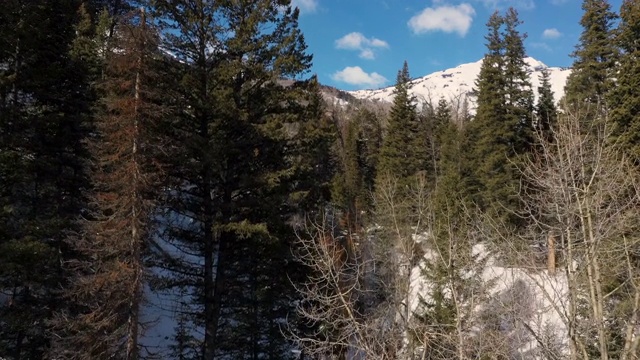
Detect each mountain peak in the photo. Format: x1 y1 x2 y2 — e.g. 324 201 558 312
524 56 548 69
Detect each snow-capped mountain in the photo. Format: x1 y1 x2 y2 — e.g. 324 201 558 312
348 57 571 113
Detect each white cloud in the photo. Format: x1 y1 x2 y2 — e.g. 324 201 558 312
360 49 375 60
542 28 562 39
335 32 389 59
408 4 476 37
291 0 318 14
476 0 535 10
336 32 368 50
530 42 552 51
332 66 388 87
370 38 389 48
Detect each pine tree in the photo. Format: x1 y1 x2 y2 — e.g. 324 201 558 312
469 11 509 215
0 1 92 357
470 9 533 227
609 0 640 164
429 98 453 188
55 7 164 359
150 1 325 358
331 107 382 233
432 99 472 216
149 2 231 357
356 108 383 198
376 61 426 186
565 0 618 113
435 103 467 202
290 78 338 213
606 1 640 356
503 8 535 153
332 118 364 230
412 100 489 359
536 67 558 142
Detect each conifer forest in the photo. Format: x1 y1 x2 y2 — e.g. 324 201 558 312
1 0 640 359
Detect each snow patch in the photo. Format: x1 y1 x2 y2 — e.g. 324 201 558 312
409 241 569 358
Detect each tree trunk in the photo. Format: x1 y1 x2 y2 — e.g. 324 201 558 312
547 232 556 275
208 228 230 359
202 170 216 360
125 8 146 359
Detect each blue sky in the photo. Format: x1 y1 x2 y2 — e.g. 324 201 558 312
291 0 623 90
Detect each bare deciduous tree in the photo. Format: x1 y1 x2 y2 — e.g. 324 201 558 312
291 174 501 359
290 173 433 359
513 105 640 360
290 212 391 359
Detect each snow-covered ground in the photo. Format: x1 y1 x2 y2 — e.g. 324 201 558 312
477 255 569 357
409 243 569 358
349 57 571 113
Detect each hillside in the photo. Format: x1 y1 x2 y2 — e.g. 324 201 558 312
346 57 571 112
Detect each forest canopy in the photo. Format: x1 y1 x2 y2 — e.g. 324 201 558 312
0 0 639 359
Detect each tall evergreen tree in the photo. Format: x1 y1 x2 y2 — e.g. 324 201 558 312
434 101 470 205
609 0 640 164
470 9 533 227
0 1 91 357
53 7 164 359
536 67 558 142
332 118 365 231
413 99 488 359
431 99 475 218
606 1 640 356
429 98 455 188
331 107 382 232
565 0 618 113
376 61 426 186
356 108 383 197
149 1 328 358
290 80 338 213
469 12 509 215
503 8 535 153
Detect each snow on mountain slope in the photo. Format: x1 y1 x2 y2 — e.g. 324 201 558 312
349 57 571 113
